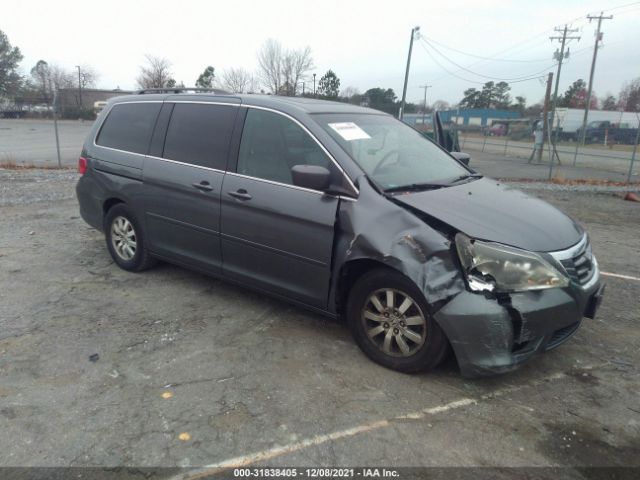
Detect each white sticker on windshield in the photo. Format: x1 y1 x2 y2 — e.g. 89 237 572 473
328 122 371 141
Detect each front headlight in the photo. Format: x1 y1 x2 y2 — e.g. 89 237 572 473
455 233 569 293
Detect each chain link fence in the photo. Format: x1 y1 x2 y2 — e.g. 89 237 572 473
0 116 94 168
457 129 639 184
1 110 640 186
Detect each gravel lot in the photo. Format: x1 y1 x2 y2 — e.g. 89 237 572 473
0 168 638 477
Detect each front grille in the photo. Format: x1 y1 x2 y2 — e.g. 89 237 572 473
559 241 595 286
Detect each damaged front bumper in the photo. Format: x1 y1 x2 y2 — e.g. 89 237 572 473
434 272 604 377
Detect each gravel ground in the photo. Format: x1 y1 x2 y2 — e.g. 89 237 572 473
0 168 638 476
0 168 77 207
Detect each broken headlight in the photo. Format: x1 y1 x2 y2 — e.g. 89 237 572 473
455 233 569 293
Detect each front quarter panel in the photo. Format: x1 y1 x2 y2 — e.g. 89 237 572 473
330 177 466 313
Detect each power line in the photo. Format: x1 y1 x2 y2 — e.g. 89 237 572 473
418 2 628 85
602 0 640 13
420 38 558 82
420 36 551 63
425 33 567 85
418 41 553 85
418 42 489 85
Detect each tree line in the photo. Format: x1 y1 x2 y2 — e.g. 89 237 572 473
0 31 96 105
4 27 637 118
459 79 640 114
0 30 432 116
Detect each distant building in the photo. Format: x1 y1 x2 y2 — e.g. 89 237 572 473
57 88 132 112
401 113 434 132
437 108 521 127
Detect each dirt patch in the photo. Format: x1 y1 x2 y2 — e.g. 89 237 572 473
538 421 640 467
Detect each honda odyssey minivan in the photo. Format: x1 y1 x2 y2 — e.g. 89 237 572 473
76 89 604 377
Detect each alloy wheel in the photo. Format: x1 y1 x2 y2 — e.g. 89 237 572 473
361 288 427 357
111 216 137 261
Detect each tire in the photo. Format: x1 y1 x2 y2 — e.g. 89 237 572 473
104 204 157 272
346 268 448 373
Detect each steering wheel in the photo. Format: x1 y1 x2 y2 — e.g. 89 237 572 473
372 150 400 175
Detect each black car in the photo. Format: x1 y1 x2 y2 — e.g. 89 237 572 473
76 89 604 377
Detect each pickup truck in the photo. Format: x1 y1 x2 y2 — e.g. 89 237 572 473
579 121 639 145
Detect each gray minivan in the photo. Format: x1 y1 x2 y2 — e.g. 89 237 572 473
76 90 604 377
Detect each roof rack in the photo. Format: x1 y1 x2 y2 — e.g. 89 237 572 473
135 87 232 95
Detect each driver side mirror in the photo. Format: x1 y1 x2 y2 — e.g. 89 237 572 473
450 151 471 166
291 165 331 191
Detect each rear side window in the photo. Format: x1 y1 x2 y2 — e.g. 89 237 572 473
96 103 161 154
162 103 237 169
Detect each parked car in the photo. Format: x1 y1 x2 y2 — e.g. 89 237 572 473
486 123 507 136
76 90 604 377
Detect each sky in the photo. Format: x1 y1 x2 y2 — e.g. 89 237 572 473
4 0 640 107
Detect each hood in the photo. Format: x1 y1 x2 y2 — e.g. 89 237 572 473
392 178 583 252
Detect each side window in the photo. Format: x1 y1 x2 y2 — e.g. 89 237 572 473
162 103 237 169
96 103 161 154
237 109 331 186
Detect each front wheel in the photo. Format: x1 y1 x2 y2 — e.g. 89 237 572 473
346 268 448 373
104 204 157 272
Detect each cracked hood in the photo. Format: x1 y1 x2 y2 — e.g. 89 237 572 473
392 177 584 252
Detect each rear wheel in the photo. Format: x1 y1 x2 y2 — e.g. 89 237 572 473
347 268 448 373
105 204 156 272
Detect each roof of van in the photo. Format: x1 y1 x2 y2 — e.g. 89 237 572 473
109 92 388 116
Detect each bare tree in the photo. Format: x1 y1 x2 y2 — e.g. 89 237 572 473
221 68 257 93
340 86 360 99
136 55 173 89
257 39 283 94
78 65 99 89
619 78 640 112
283 46 313 96
257 39 313 95
431 99 450 111
49 64 76 91
247 75 259 94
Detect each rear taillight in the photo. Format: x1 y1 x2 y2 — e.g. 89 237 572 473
78 157 88 175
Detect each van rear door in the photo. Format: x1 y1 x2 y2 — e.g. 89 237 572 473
142 101 239 273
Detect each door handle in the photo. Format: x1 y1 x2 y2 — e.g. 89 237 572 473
192 181 214 192
228 189 252 200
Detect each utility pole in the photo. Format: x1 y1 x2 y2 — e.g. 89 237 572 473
51 79 61 168
400 26 420 120
574 12 613 165
419 84 431 123
548 25 580 178
313 73 316 97
540 72 553 163
75 65 82 107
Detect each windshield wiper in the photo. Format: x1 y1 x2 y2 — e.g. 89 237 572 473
384 182 448 193
447 173 483 185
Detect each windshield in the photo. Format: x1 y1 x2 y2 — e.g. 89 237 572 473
314 113 470 190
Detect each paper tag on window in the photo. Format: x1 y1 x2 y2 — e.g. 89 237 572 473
328 122 371 141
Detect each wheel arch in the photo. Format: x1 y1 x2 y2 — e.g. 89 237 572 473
103 197 126 215
335 258 404 320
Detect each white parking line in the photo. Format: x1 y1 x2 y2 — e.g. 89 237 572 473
601 271 640 282
173 368 597 480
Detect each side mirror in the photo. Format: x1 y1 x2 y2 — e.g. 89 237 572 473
291 165 331 191
450 151 471 166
